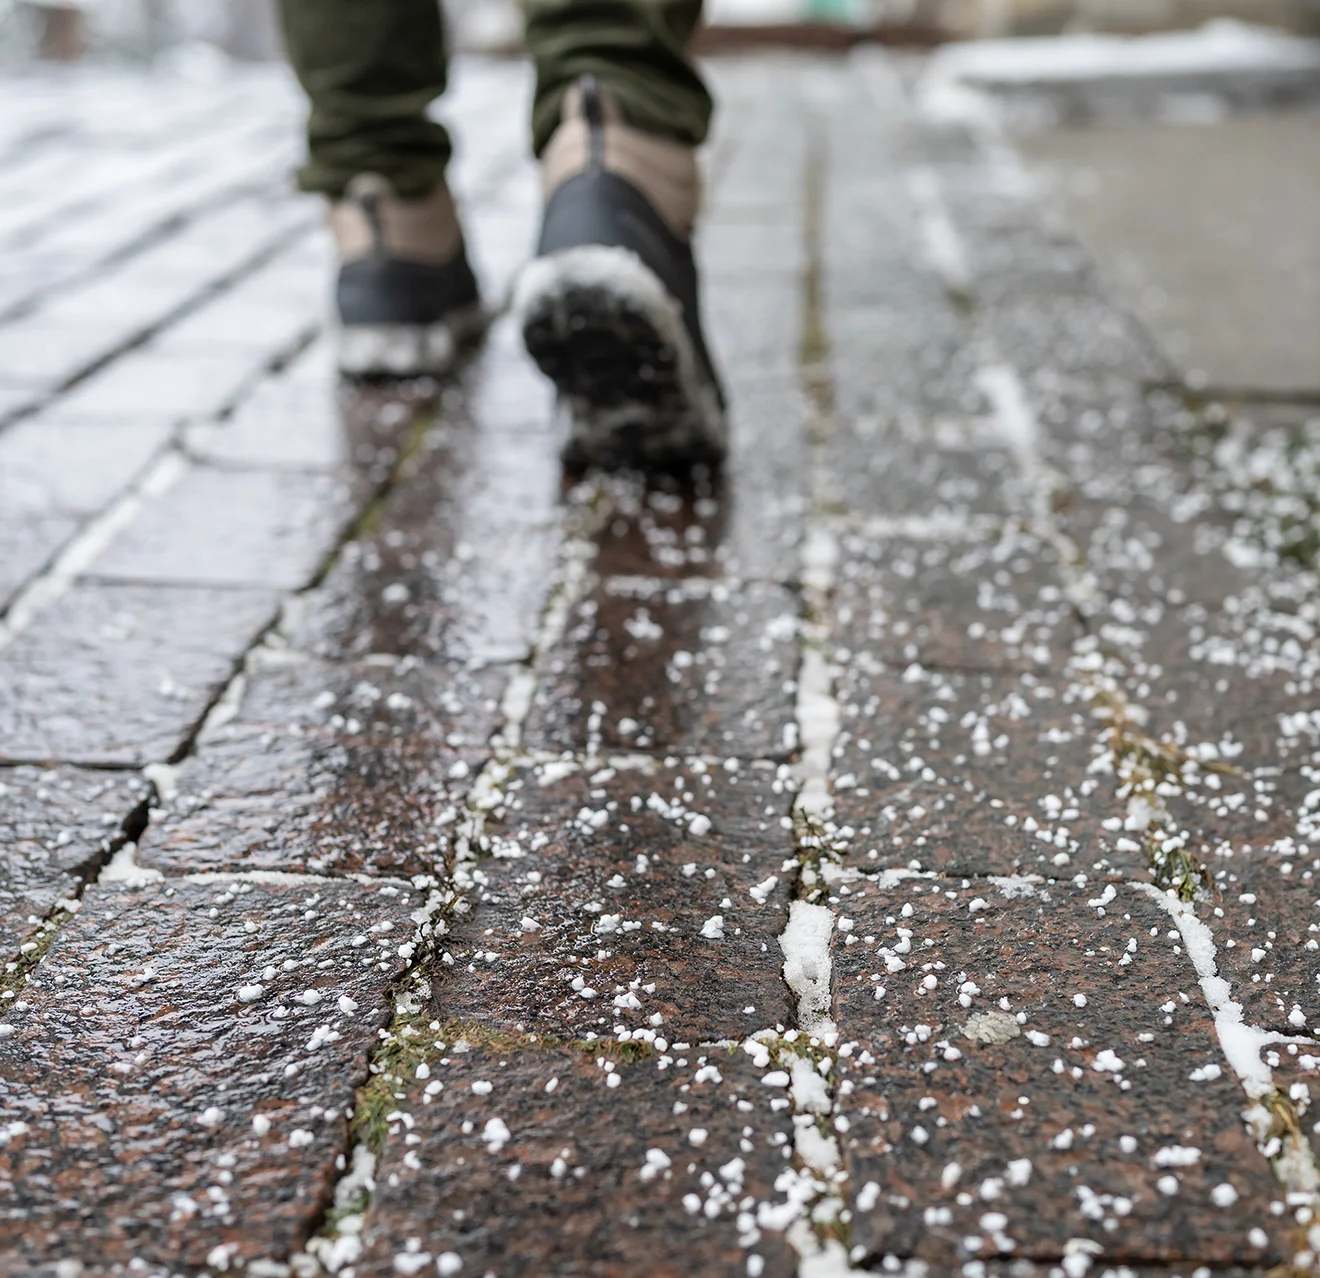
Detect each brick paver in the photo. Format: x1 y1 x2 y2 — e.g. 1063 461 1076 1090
0 878 423 1273
1 50 1319 1278
831 876 1287 1269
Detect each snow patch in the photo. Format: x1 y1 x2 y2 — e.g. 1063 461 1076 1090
794 649 839 820
143 762 179 804
928 21 1320 91
99 844 164 885
779 901 836 1035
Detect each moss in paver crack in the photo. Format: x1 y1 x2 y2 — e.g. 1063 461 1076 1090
318 1016 680 1254
751 1030 853 1255
769 121 862 1271
791 814 849 906
1 905 76 999
296 409 437 594
1090 682 1242 900
1256 1084 1320 1276
352 1015 671 1155
302 892 460 1260
1258 1085 1317 1214
798 143 832 427
317 996 677 1256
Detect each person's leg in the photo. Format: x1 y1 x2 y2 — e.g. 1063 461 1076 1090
277 0 452 198
514 0 724 473
277 0 481 377
520 0 712 156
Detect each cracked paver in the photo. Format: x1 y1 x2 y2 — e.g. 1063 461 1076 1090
0 766 147 958
0 582 282 766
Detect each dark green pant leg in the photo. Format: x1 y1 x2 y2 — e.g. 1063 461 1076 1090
521 0 712 154
277 0 451 197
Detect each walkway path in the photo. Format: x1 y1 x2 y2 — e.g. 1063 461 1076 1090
2 54 1319 1278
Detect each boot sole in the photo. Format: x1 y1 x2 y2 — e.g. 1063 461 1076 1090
337 304 488 379
513 246 726 473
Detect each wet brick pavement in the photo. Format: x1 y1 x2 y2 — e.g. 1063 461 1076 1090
2 51 1320 1278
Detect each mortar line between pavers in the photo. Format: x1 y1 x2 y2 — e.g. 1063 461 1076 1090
0 213 318 442
491 486 605 751
1065 536 1320 1259
292 483 617 1274
0 166 298 329
757 107 870 1278
1136 884 1320 1222
0 395 450 1012
0 308 322 641
1145 378 1320 407
0 449 188 646
0 794 150 1003
0 93 293 245
933 121 1320 1272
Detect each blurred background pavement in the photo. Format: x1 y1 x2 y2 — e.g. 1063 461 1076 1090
0 0 1317 399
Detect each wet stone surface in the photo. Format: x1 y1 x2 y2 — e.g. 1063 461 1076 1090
182 350 412 494
1065 499 1315 744
566 471 730 584
830 875 1287 1270
831 668 1130 878
434 759 797 1042
1 53 1315 1276
883 1267 1271 1278
831 522 1079 674
934 172 1171 425
90 465 351 590
139 651 503 879
0 416 173 520
0 513 77 613
934 168 1101 306
821 405 1018 524
1055 398 1320 749
984 291 1170 396
355 1043 798 1278
0 766 146 959
0 878 420 1273
0 416 172 609
524 575 799 758
719 377 810 582
285 414 562 667
1199 841 1320 1035
0 582 279 766
704 278 803 374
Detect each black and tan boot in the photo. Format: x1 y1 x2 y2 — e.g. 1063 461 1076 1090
513 76 726 472
331 173 484 378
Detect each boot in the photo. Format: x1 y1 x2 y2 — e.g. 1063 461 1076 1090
331 173 483 378
513 76 726 472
